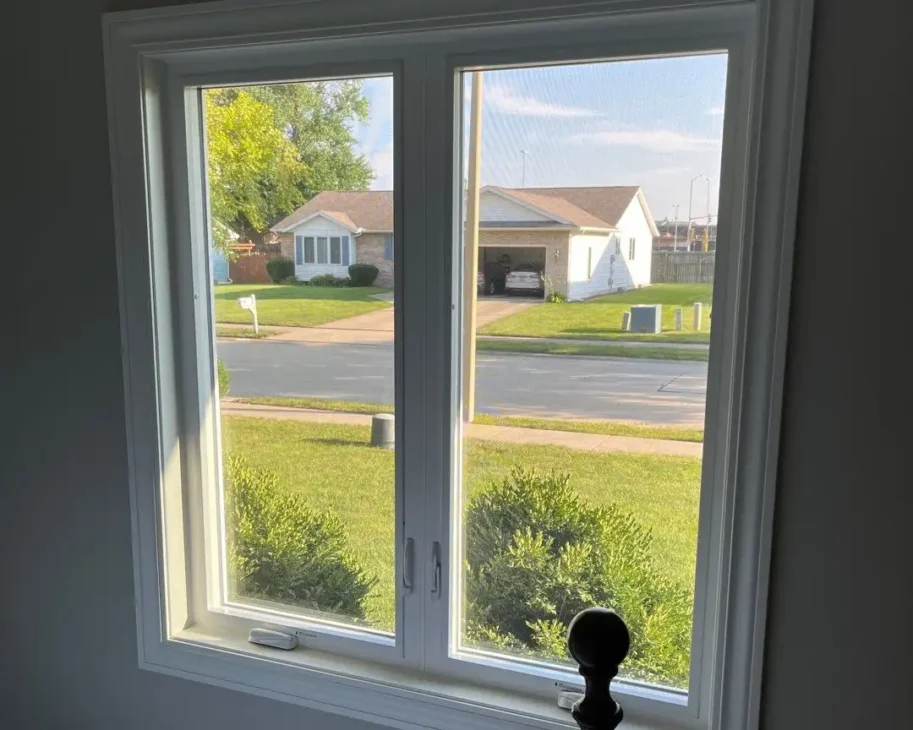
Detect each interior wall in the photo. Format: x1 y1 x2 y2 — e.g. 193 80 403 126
1 1 909 729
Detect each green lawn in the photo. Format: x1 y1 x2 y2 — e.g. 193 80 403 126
477 338 708 362
233 396 704 443
215 326 272 339
214 283 391 328
222 415 702 631
479 284 713 344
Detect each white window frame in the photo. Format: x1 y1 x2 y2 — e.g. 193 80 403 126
103 2 812 730
629 237 637 260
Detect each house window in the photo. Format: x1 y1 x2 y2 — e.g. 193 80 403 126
629 237 636 259
615 235 621 255
105 3 809 729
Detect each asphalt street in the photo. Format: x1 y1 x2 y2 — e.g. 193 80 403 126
218 340 708 427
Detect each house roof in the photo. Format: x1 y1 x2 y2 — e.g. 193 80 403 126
494 186 641 229
272 185 648 233
272 191 394 232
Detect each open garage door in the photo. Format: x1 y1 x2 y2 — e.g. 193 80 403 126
478 246 546 297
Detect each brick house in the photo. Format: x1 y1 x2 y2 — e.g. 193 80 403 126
272 186 657 299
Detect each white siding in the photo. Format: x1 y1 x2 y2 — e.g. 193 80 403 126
479 191 552 223
614 197 654 288
567 233 613 300
289 216 355 281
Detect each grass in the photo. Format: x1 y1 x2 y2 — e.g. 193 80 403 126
216 326 272 339
214 283 391 328
479 284 713 344
222 416 702 632
232 395 704 443
477 338 708 362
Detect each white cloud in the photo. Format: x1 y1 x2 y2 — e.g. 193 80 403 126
484 84 600 118
368 142 394 190
706 105 725 116
574 129 720 153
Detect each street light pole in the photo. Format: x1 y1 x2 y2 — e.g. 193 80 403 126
687 174 704 251
520 149 529 187
705 177 713 252
672 204 680 252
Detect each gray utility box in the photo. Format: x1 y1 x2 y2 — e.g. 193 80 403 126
630 304 662 334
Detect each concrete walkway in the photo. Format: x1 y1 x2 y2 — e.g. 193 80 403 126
221 401 702 458
259 299 535 345
476 335 709 350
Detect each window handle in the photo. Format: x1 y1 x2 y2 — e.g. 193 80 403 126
402 537 414 592
430 541 442 599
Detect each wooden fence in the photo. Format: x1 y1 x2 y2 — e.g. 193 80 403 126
229 252 280 284
651 251 716 284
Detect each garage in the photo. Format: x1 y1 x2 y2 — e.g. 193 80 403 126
478 245 547 297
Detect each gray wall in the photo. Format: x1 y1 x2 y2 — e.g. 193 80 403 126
1 1 909 728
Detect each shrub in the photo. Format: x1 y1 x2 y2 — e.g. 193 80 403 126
348 263 379 287
223 455 376 619
309 273 349 287
546 291 568 303
464 467 692 687
266 256 295 283
217 359 230 397
280 275 300 285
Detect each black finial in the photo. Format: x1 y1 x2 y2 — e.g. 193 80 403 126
567 608 630 730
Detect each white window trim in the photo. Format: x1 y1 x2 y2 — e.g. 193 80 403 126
103 2 813 730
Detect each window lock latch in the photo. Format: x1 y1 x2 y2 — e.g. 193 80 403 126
431 541 442 599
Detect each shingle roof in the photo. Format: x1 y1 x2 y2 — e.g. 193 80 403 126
496 186 640 229
272 186 642 232
272 191 393 232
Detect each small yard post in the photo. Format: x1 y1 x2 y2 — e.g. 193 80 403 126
238 294 259 334
692 302 703 331
674 307 683 330
621 311 631 331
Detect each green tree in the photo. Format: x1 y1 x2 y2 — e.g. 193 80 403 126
206 81 374 252
205 90 308 252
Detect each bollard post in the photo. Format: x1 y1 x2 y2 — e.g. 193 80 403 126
621 312 631 331
674 307 683 331
692 302 703 331
371 414 395 449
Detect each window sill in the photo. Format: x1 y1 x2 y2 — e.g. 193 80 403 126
148 626 692 730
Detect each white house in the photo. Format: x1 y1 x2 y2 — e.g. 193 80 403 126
272 186 657 299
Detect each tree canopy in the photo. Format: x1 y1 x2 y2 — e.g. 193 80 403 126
206 81 374 251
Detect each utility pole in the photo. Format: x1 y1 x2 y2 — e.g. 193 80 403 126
687 173 703 252
704 177 712 252
520 149 529 187
672 204 680 251
462 72 483 423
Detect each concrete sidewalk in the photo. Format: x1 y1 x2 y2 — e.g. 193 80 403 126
476 335 709 351
221 401 702 458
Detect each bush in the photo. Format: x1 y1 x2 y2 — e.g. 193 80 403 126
309 273 349 287
464 467 692 686
280 275 300 285
223 455 376 619
217 359 230 397
348 264 379 287
266 256 295 283
546 291 568 303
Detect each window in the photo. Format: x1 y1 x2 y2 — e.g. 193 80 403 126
342 235 351 266
629 237 636 259
615 234 622 255
104 3 811 730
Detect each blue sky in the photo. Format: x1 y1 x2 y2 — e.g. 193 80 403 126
352 53 727 222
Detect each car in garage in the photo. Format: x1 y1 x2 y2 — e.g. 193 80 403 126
505 263 545 297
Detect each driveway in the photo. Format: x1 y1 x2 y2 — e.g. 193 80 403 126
268 298 535 344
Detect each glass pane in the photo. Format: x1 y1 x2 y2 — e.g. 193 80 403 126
455 55 727 690
205 75 396 633
342 236 351 266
